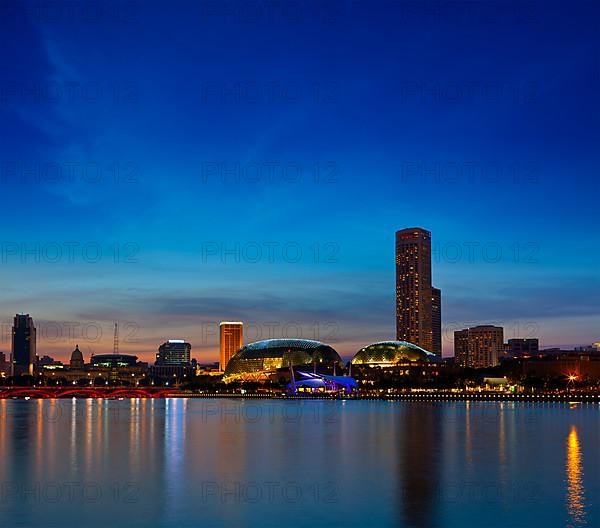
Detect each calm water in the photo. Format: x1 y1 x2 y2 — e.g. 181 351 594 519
0 399 598 528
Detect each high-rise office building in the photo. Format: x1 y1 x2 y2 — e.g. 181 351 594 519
396 228 441 354
156 340 191 365
11 314 36 377
0 351 8 376
454 325 504 368
454 329 470 367
220 322 243 371
431 287 442 357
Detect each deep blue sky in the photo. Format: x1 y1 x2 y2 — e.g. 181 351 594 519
0 0 598 362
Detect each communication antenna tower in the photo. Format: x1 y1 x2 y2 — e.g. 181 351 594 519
113 323 119 354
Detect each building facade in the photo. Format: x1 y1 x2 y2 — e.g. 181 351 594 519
220 322 243 371
0 351 9 379
40 348 149 385
505 338 539 358
395 228 441 355
11 314 36 377
454 325 504 368
156 340 191 365
517 352 600 381
223 338 341 382
70 345 85 368
431 287 442 357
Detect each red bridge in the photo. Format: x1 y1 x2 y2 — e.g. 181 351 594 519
0 387 185 399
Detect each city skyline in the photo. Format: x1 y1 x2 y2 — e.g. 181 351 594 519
1 216 597 364
2 3 599 528
1 219 597 366
1 2 599 366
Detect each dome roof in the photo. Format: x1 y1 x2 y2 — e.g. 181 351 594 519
224 339 342 379
351 341 437 365
70 345 84 362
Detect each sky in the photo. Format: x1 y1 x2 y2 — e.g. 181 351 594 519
0 0 598 363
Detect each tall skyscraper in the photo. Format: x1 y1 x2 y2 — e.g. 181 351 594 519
431 287 442 357
396 228 441 354
156 340 191 365
220 322 243 371
0 351 8 377
11 314 36 377
454 325 504 368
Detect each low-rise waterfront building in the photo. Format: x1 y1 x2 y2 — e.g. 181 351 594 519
40 346 148 385
505 338 539 358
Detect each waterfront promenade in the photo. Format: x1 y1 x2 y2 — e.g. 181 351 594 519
1 387 598 402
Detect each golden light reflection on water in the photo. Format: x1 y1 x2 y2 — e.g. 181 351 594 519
566 425 587 526
464 400 472 465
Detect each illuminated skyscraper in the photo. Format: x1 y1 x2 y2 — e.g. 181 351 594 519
11 314 36 377
220 322 243 371
454 325 504 368
396 228 441 353
431 287 442 357
0 351 8 377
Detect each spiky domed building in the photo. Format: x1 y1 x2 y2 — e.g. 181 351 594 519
350 341 443 389
351 341 437 366
223 339 342 382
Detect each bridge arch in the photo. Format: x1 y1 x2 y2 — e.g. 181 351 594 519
55 388 105 398
0 388 55 399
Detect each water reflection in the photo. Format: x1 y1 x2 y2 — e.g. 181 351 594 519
0 400 598 528
566 425 587 526
397 403 441 527
164 398 187 522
